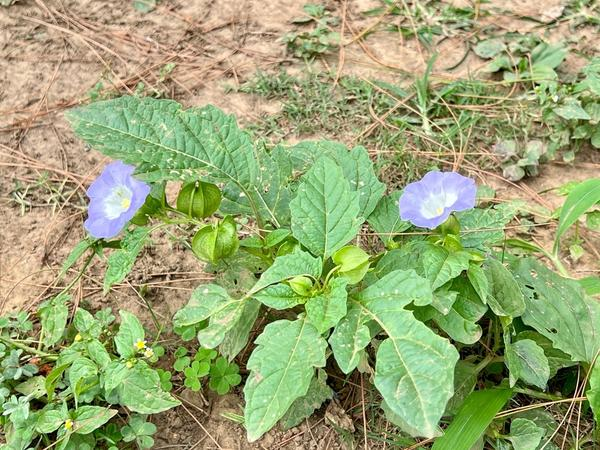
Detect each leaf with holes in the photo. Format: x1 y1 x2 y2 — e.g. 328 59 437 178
514 258 600 363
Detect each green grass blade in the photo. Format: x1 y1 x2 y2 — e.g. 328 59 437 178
431 388 512 450
553 178 600 255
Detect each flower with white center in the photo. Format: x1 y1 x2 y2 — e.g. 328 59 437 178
84 161 150 239
398 171 477 229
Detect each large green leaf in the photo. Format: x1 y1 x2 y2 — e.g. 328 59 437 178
434 277 487 345
72 406 117 434
249 250 322 295
329 305 371 374
173 284 252 349
68 357 98 401
305 278 348 333
114 310 145 359
67 97 258 185
366 190 410 246
505 339 550 389
515 331 575 378
423 248 472 291
354 270 456 438
455 204 516 249
38 293 69 347
431 389 513 450
360 269 433 307
118 362 180 413
290 157 362 257
104 227 151 294
244 318 327 442
484 258 525 317
553 99 591 120
67 96 287 227
287 141 385 218
253 283 304 310
514 258 600 363
553 178 600 254
219 298 261 361
508 418 545 450
279 369 333 430
376 242 471 292
173 284 229 327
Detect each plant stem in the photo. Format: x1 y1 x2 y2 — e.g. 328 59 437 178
0 336 57 359
513 387 563 401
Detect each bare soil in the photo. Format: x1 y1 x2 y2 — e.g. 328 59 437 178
1 0 598 448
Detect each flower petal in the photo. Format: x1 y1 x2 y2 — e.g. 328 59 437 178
398 171 477 229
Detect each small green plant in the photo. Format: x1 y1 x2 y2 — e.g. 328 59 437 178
476 34 567 83
209 357 242 395
59 95 600 446
0 302 178 449
283 3 340 58
121 415 157 449
172 347 239 394
365 0 476 48
492 139 548 181
536 58 600 158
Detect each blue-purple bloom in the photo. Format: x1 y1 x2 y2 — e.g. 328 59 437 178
85 161 150 239
399 171 476 229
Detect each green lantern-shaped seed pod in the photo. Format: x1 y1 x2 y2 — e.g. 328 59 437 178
332 245 370 284
176 181 221 219
288 276 313 297
191 216 239 263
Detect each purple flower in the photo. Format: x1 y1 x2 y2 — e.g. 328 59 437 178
399 171 476 229
84 161 150 239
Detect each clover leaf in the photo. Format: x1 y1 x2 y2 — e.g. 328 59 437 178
121 415 157 449
183 361 210 391
209 357 241 395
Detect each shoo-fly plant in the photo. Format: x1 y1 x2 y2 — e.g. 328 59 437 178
10 94 596 447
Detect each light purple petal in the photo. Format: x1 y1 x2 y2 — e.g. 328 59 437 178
84 160 150 239
85 215 128 239
398 171 477 229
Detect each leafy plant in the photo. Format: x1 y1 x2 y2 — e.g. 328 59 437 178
0 303 178 449
536 58 600 158
477 34 567 83
62 94 600 446
492 139 548 181
283 3 340 58
121 415 157 449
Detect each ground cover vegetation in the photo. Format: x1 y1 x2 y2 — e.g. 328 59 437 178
1 0 599 449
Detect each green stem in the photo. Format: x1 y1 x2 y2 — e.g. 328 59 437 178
62 251 95 294
0 336 57 359
513 387 563 401
541 247 570 278
474 354 503 373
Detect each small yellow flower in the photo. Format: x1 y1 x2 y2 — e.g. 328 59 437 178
64 419 74 430
144 348 154 359
74 334 82 342
134 339 147 351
